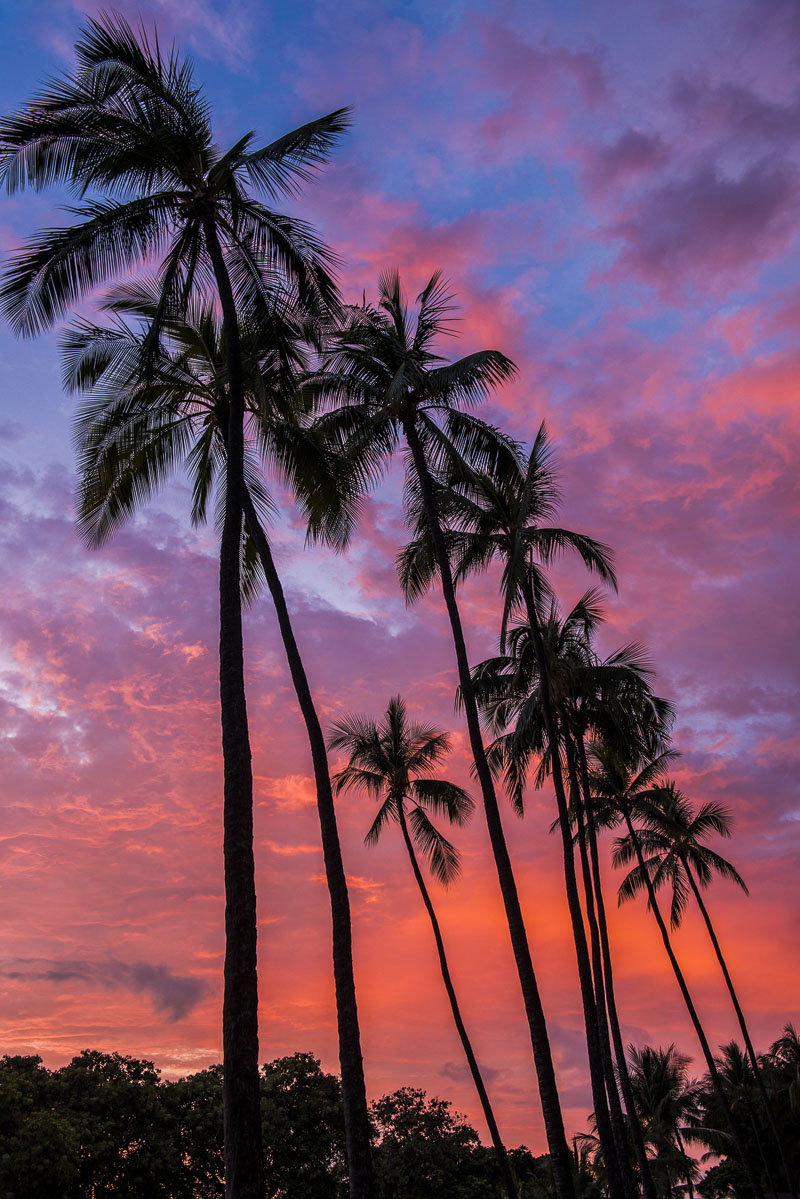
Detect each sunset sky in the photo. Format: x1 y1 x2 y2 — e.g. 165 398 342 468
0 0 798 1152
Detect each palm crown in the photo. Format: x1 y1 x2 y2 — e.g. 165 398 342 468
627 1044 702 1187
328 696 474 886
0 13 345 338
64 276 355 565
309 270 519 502
613 782 748 930
399 422 616 645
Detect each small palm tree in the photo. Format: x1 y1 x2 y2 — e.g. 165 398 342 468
767 1023 800 1187
0 19 352 1195
627 1045 702 1198
328 696 518 1199
594 750 765 1199
712 1042 785 1198
616 784 796 1199
313 273 575 1198
770 1023 800 1115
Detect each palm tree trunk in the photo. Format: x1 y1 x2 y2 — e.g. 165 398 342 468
682 859 795 1199
395 801 518 1199
674 1129 695 1199
575 735 659 1199
517 581 627 1199
241 490 374 1199
745 1096 781 1199
203 215 263 1199
565 735 634 1196
402 418 575 1199
620 808 765 1199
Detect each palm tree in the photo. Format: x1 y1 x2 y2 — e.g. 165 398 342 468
617 784 796 1199
538 604 675 1199
569 658 674 1199
400 431 632 1199
571 1133 606 1199
0 18 349 1196
63 279 375 1197
311 272 576 1199
712 1042 783 1198
329 695 519 1199
770 1023 800 1115
472 596 666 1199
594 750 765 1199
627 1045 702 1198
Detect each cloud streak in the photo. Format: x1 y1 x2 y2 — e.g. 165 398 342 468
1 958 206 1021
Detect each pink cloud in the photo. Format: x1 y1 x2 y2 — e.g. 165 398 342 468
473 18 607 156
582 129 672 194
607 159 799 296
670 74 800 151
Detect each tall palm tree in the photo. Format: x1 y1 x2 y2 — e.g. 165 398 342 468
0 18 349 1196
470 596 662 1199
311 272 576 1199
63 280 375 1197
329 695 519 1199
616 784 796 1199
545 605 675 1199
400 431 633 1199
593 748 765 1199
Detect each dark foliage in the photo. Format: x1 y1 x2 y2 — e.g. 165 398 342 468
0 1050 545 1199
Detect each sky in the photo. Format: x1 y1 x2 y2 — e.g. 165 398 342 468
0 0 799 1154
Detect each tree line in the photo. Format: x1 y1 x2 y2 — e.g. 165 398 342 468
0 13 796 1199
1 1032 798 1198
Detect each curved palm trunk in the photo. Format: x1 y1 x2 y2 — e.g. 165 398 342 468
395 802 518 1199
575 736 659 1199
402 419 575 1199
564 736 635 1195
241 489 374 1199
682 859 795 1199
620 808 765 1199
518 581 627 1199
203 216 263 1198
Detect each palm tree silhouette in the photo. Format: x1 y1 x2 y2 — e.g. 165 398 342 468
616 783 796 1199
64 279 375 1197
627 1045 702 1198
469 593 661 1199
329 695 519 1199
593 748 765 1199
400 429 633 1199
709 1042 783 1198
0 20 350 1192
771 1023 800 1115
312 271 575 1198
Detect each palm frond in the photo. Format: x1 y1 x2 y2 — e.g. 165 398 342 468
237 108 351 199
411 778 474 825
1 193 177 336
408 804 461 886
364 798 397 847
